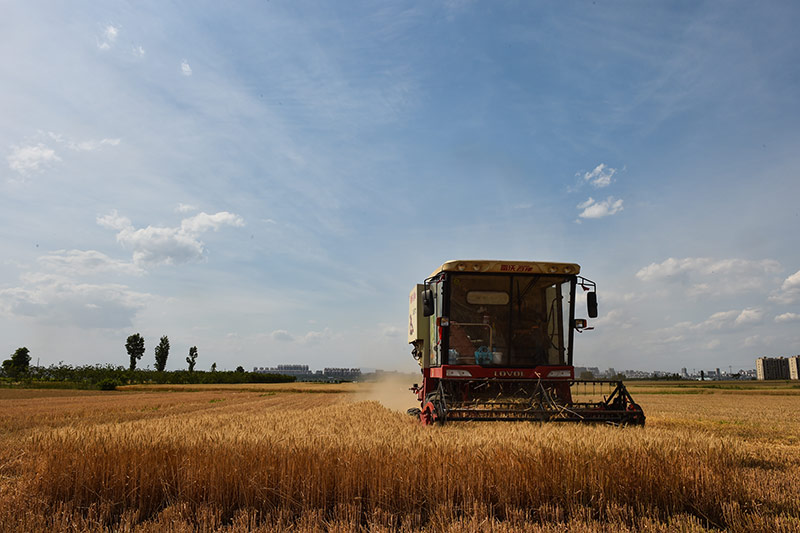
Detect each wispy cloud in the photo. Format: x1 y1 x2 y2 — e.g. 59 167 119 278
636 257 782 296
181 60 193 76
380 324 402 337
577 196 623 219
48 132 120 152
0 272 152 328
694 310 739 331
175 203 198 214
38 250 143 277
300 328 333 344
267 327 334 344
97 24 119 50
7 132 120 177
270 329 294 342
7 143 61 175
583 163 616 188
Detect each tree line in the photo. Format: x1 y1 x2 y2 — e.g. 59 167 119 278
125 333 205 372
1 336 293 389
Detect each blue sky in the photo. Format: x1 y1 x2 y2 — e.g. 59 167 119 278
2 1 799 373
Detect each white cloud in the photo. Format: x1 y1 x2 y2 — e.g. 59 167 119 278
734 307 764 325
743 335 762 348
175 203 198 214
270 330 294 342
592 308 636 329
775 312 800 323
636 257 782 296
97 210 245 266
704 339 721 350
637 257 781 282
180 211 244 233
770 270 800 304
7 143 61 174
104 25 118 42
381 325 402 337
300 328 334 344
181 60 193 76
71 138 120 151
577 196 623 219
268 327 334 344
38 249 143 277
0 272 151 328
133 45 145 58
665 307 765 333
7 133 120 177
695 310 738 331
48 132 120 152
97 24 119 50
583 163 616 188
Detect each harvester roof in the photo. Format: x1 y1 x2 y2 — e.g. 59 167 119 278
430 260 581 279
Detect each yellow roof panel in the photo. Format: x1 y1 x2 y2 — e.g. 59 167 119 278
430 260 580 278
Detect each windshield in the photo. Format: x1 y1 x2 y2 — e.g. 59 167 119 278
447 273 573 367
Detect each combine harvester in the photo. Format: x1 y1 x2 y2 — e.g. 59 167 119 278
408 260 644 426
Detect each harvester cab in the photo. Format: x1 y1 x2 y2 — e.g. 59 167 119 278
408 260 644 426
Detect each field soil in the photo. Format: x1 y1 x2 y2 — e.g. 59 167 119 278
1 379 799 532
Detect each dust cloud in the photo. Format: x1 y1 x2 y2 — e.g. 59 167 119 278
355 372 421 412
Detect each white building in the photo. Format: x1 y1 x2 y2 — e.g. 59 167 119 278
789 355 800 380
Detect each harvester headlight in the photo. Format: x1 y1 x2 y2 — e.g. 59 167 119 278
458 263 466 271
446 369 472 377
548 370 571 378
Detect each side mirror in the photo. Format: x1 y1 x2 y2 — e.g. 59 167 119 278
587 292 598 318
422 289 434 317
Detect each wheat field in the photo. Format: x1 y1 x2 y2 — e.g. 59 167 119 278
1 380 799 532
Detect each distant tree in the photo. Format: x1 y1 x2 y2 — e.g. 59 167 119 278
2 347 31 378
126 334 145 371
235 365 245 373
211 362 217 372
579 370 594 380
154 336 170 372
186 346 198 372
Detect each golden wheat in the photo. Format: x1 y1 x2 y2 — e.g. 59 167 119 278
0 383 798 532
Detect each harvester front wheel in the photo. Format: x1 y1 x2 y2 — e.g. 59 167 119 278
626 403 646 427
420 398 445 426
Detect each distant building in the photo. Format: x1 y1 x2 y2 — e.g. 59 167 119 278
323 368 362 380
253 364 363 381
253 364 312 377
740 369 757 380
756 357 790 380
789 356 800 380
